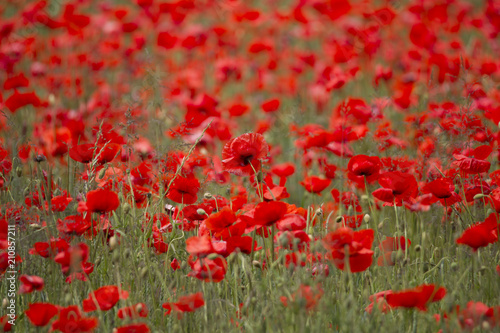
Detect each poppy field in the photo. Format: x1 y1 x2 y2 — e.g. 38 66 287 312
1 0 500 332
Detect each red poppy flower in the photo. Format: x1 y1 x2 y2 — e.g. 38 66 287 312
280 284 324 312
203 207 236 232
456 213 499 251
51 306 98 333
69 143 121 164
54 242 91 276
5 90 42 113
261 98 280 113
385 284 446 311
162 292 205 316
377 236 411 266
82 285 129 312
347 155 381 183
222 133 269 176
244 201 288 228
188 256 227 282
115 323 150 333
422 178 461 205
323 227 374 273
372 171 418 205
300 176 331 195
0 315 13 332
25 303 59 326
165 175 200 205
452 154 490 174
19 275 44 294
117 303 148 319
186 235 215 257
85 189 120 213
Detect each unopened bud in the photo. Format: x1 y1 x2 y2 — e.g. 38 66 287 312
34 154 46 163
315 208 323 218
204 192 213 199
2 298 7 309
98 168 107 179
207 253 219 260
363 214 371 223
16 167 22 177
414 245 421 252
473 193 487 200
335 216 344 223
197 209 208 216
109 236 118 251
29 223 42 229
140 267 148 278
122 203 131 214
252 260 262 268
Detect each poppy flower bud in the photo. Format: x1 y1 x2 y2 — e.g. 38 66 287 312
48 93 56 105
486 208 494 216
34 154 46 163
122 203 131 215
278 233 290 247
315 208 323 218
454 185 460 194
95 257 101 267
252 260 262 268
363 214 371 223
140 267 148 278
2 298 7 309
335 216 344 223
29 223 42 229
16 167 22 177
197 209 208 216
256 171 263 183
377 222 384 230
414 245 421 252
204 192 213 199
64 293 72 304
112 251 120 263
347 205 354 216
124 249 132 259
109 236 118 251
207 253 219 260
482 321 491 330
473 193 487 200
450 262 458 271
361 195 369 202
98 168 107 179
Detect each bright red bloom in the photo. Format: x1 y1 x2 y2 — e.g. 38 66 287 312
456 213 499 251
452 154 490 174
422 178 461 206
114 323 150 333
323 227 374 273
54 242 93 279
186 235 215 257
300 176 331 195
188 256 227 282
222 133 269 176
372 171 418 205
117 303 148 319
19 275 44 294
280 284 324 312
244 201 288 228
25 303 59 326
347 155 381 186
162 292 205 316
385 284 446 311
69 143 120 164
204 207 236 232
261 98 280 113
85 189 120 213
82 285 129 312
51 306 98 333
165 175 200 205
